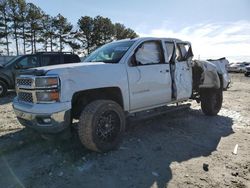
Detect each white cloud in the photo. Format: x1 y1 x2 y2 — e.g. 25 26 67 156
137 20 250 62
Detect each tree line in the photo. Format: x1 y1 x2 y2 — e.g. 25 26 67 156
0 0 138 56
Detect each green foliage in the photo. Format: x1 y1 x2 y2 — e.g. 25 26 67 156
53 14 73 52
77 15 139 55
0 0 139 55
0 0 11 55
114 23 138 40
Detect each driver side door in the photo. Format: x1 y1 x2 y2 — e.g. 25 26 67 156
126 40 172 112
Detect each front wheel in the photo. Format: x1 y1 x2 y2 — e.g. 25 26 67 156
200 88 223 116
0 80 7 97
78 100 125 152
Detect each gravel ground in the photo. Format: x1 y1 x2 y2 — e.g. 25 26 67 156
0 73 249 188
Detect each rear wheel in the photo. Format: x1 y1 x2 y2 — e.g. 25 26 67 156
0 80 7 97
245 72 250 77
78 100 125 152
200 88 223 116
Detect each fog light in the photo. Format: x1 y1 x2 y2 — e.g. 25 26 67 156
43 118 51 124
37 117 52 124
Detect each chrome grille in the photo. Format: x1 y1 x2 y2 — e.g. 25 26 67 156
16 78 33 87
18 92 33 103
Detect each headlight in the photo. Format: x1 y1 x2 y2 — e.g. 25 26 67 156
36 91 60 103
35 77 59 88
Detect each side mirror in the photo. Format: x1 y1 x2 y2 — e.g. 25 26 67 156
14 63 21 69
130 54 137 66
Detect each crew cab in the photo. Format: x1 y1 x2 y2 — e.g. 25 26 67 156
0 52 80 97
13 37 225 152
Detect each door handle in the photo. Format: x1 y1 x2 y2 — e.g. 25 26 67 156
160 69 169 73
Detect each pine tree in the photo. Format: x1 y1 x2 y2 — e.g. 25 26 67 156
18 0 28 54
0 0 11 55
93 16 114 47
53 14 73 52
77 16 94 54
26 3 43 53
114 23 138 40
8 0 20 55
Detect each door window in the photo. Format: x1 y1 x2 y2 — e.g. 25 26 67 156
135 41 163 65
17 56 39 69
176 43 193 61
64 55 80 63
42 55 60 66
165 42 175 62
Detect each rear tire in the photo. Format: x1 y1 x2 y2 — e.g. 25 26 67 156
78 100 125 152
200 88 223 116
0 80 7 97
245 73 249 77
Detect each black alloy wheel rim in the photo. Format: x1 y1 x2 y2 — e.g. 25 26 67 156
96 110 121 142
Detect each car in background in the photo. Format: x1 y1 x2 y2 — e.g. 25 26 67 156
0 52 81 97
245 65 250 77
228 62 250 73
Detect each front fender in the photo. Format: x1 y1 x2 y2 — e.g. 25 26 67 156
194 60 221 89
0 73 12 88
47 63 130 111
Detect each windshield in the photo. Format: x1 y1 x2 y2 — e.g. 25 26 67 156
84 41 135 63
1 56 20 67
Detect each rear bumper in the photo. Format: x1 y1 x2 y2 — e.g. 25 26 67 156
13 99 71 133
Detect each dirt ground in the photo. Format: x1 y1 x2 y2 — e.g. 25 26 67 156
0 73 249 188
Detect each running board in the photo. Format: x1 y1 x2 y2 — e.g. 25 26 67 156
127 103 191 123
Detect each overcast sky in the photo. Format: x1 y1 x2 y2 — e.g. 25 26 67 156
27 0 250 61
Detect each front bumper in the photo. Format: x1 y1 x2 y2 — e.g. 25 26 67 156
13 99 71 133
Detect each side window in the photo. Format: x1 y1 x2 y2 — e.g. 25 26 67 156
73 55 80 62
176 43 193 61
135 41 163 65
165 42 175 62
17 56 39 69
64 55 80 63
176 45 182 61
64 55 72 63
42 55 60 66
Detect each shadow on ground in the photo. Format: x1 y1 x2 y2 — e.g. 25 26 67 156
0 108 233 188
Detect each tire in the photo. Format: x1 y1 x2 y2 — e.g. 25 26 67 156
78 100 125 152
0 80 7 97
200 88 223 116
245 73 249 77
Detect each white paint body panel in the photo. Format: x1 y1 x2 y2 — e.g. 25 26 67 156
174 60 193 100
43 62 130 111
16 37 197 114
126 64 172 111
207 58 230 89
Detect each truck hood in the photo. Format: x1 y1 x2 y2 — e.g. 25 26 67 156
33 62 106 72
18 62 107 76
33 61 128 105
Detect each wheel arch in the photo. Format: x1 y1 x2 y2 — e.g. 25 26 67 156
71 87 124 119
0 77 10 89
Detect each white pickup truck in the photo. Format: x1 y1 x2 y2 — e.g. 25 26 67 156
13 37 225 152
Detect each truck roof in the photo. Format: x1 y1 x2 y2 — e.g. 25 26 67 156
114 37 190 44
